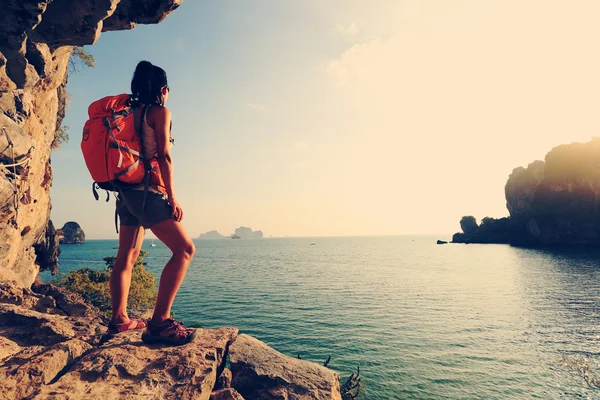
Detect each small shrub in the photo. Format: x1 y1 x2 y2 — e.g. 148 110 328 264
53 47 93 149
480 216 495 226
560 355 600 390
69 47 95 73
340 365 363 399
52 124 69 148
459 216 479 236
54 250 157 316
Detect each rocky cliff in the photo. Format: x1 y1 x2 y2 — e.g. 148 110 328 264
0 0 181 287
0 281 343 399
0 4 353 400
452 137 600 245
505 160 545 222
57 221 85 244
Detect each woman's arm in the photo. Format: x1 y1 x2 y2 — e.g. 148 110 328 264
153 106 183 221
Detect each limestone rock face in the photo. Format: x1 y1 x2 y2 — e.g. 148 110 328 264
33 219 61 274
0 339 92 399
38 327 239 400
0 281 342 400
0 280 239 399
454 138 600 245
0 0 181 287
0 336 21 362
503 138 600 244
0 281 105 398
505 160 545 222
57 221 85 244
451 217 515 244
0 282 106 347
215 367 233 389
211 388 246 400
523 138 600 244
229 334 342 400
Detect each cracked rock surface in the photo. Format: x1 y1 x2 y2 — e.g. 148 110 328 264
0 281 342 400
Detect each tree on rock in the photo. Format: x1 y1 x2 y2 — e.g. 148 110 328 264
460 216 479 236
54 250 156 316
68 47 95 73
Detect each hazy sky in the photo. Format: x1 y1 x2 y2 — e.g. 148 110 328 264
52 0 600 239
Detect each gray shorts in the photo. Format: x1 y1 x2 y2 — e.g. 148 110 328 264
116 190 173 229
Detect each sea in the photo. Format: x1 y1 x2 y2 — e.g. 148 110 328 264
40 235 600 399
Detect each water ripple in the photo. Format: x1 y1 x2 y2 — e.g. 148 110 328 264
44 236 600 399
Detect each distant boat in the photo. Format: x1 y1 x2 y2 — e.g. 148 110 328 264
151 239 157 247
310 243 316 246
231 235 241 239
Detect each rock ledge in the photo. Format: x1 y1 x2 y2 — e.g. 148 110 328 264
0 281 343 399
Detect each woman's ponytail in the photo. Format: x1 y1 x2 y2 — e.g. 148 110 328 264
131 60 168 105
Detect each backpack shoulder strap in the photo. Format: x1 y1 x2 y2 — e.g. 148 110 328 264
131 104 151 249
133 105 150 156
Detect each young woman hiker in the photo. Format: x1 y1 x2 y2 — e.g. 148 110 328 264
106 61 197 345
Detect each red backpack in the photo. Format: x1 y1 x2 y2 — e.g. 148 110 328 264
81 94 165 200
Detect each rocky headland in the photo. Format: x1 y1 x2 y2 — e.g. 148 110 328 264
452 137 600 246
0 280 343 400
56 221 85 244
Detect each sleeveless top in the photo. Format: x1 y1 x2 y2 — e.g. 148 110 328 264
142 110 158 160
134 106 172 194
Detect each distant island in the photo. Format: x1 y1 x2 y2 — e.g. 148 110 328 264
233 226 263 239
57 221 85 245
452 137 600 246
198 226 264 239
198 230 225 239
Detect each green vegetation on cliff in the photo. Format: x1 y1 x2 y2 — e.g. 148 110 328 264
52 48 95 148
54 250 156 315
69 47 95 72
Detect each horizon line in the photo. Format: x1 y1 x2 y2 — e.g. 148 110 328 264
81 233 458 240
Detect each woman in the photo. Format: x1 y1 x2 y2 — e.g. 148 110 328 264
107 61 197 346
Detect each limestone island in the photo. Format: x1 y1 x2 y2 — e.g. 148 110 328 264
452 137 600 246
198 227 264 239
57 222 85 245
198 230 225 239
231 226 263 239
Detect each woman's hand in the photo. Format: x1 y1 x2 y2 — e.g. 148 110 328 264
170 197 184 222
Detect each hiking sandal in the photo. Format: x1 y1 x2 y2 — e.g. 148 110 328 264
107 318 147 334
141 319 198 346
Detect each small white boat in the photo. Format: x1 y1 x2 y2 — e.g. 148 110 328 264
151 239 157 247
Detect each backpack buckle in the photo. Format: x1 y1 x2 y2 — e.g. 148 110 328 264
92 182 99 201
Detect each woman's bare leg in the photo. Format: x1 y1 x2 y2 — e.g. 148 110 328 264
150 219 195 323
110 225 145 324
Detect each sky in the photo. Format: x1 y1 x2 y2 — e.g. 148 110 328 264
51 0 600 239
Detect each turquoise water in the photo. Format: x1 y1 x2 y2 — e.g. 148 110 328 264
42 236 600 399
